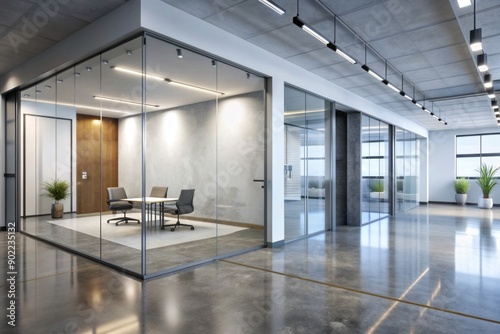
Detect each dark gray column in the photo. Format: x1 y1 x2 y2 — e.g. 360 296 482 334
346 112 362 226
335 111 347 226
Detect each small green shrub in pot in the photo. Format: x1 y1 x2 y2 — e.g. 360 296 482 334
41 178 70 218
453 177 470 194
476 164 500 209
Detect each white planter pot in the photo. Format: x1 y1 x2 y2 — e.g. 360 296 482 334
370 192 386 200
455 194 467 205
478 197 493 209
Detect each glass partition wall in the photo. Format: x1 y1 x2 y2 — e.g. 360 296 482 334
361 115 390 224
284 86 328 240
395 127 420 213
19 34 266 278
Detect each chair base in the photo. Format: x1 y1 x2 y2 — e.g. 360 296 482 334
161 219 194 232
107 215 140 226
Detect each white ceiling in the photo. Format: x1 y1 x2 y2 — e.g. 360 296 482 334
2 0 500 130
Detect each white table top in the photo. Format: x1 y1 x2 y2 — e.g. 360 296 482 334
124 197 178 203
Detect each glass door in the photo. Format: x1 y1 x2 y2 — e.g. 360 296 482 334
284 86 328 240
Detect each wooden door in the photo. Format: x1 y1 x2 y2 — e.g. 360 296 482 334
76 114 118 214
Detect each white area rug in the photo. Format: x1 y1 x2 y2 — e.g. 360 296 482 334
46 212 246 250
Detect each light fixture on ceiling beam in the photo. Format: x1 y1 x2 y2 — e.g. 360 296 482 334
492 100 498 110
381 62 400 93
383 79 400 93
259 0 285 15
458 0 472 8
361 45 384 81
400 78 413 101
470 29 482 52
293 16 329 45
329 16 357 64
111 66 225 95
477 53 488 72
93 95 160 108
176 48 183 59
487 89 496 99
327 43 357 64
361 64 384 81
484 74 493 88
470 1 482 52
292 10 356 65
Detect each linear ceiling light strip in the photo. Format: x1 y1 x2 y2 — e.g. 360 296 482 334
293 0 356 65
306 1 446 125
259 0 286 15
93 95 160 108
111 66 224 95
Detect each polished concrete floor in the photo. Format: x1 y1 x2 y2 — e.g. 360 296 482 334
2 204 500 333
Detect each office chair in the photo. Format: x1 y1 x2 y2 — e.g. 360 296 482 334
107 187 140 226
161 189 195 231
148 186 168 222
150 186 168 198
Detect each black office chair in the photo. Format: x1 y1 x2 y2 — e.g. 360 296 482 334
107 187 140 226
161 189 195 231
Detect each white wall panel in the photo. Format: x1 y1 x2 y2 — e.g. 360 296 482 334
429 127 500 204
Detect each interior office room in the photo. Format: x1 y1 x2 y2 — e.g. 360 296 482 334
1 0 500 332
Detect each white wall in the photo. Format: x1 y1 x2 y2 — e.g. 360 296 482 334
429 126 500 204
118 92 265 225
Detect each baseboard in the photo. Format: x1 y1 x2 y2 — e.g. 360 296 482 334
266 240 284 248
428 200 500 207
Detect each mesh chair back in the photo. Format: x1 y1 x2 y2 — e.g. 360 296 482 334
176 189 195 214
150 186 168 198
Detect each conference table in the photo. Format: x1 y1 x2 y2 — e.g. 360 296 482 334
125 197 178 227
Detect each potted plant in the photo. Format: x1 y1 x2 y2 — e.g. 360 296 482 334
41 178 70 218
453 177 470 205
476 164 500 209
369 180 385 200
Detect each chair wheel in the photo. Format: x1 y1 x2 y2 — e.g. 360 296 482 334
116 223 119 226
161 226 165 230
190 226 195 230
170 228 175 232
137 221 140 224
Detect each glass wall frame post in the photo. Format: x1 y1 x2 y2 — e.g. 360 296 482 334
5 92 20 231
325 100 335 231
141 34 147 276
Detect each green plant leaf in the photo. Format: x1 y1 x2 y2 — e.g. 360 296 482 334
41 178 70 202
475 164 500 198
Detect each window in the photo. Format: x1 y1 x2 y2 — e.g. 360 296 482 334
456 134 500 177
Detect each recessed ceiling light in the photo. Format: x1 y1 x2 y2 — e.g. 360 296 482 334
57 79 63 84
